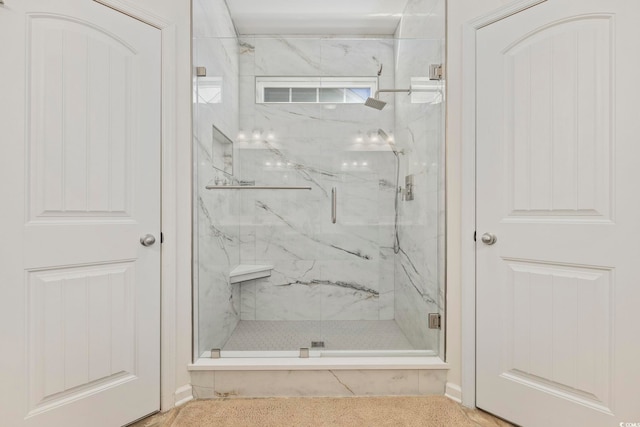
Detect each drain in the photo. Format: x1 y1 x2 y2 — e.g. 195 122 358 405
311 341 325 348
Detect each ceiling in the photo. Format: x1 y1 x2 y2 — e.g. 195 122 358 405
225 0 411 35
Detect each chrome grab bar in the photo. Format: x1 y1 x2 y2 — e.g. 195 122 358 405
331 187 337 224
205 185 312 190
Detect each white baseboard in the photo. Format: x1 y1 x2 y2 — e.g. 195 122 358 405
174 384 193 406
445 382 462 403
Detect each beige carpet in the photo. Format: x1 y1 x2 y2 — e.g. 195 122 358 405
132 396 513 427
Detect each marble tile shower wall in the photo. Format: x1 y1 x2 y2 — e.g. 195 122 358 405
235 37 399 323
393 0 446 350
193 0 241 353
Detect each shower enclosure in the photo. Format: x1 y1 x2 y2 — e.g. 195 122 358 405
192 0 446 360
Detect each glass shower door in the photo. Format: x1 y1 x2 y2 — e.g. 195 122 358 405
192 31 445 359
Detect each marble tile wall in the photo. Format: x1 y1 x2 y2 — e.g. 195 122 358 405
393 0 446 350
235 36 399 323
190 369 447 398
193 0 241 354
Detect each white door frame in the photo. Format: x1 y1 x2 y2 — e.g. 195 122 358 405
92 0 193 411
460 0 547 408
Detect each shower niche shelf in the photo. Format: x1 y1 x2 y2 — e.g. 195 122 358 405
230 264 274 284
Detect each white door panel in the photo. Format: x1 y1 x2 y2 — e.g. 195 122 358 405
476 1 640 425
0 1 161 426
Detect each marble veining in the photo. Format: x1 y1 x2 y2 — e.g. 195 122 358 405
239 40 254 53
257 140 337 196
398 247 438 307
274 38 321 70
256 201 374 261
254 37 322 75
278 279 379 298
198 196 234 264
190 369 447 398
329 370 355 395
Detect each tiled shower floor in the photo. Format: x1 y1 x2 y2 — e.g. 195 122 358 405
222 320 415 351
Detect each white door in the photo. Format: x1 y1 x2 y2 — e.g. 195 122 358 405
476 0 640 426
0 1 161 426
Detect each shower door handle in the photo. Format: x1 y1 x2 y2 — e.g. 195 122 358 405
331 187 337 224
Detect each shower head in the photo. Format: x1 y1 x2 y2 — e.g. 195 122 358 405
364 96 387 110
377 128 390 142
363 88 411 110
377 129 403 156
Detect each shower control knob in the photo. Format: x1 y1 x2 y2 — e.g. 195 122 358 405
140 234 156 247
481 233 497 245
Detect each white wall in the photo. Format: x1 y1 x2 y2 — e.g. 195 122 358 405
445 0 514 402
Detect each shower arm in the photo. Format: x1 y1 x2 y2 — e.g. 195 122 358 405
374 88 411 97
374 87 430 97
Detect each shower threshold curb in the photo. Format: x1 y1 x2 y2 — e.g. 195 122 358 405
188 356 448 371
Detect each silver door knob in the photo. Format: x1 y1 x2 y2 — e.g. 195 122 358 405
140 234 156 247
481 233 497 245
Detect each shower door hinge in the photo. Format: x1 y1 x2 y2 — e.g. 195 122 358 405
428 313 441 329
429 64 443 80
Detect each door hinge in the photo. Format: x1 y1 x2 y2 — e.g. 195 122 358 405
160 232 164 244
195 66 207 77
473 231 476 242
428 313 441 330
429 64 443 80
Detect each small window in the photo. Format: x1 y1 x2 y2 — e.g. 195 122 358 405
319 88 344 102
263 87 290 103
345 88 371 103
291 88 317 102
256 77 377 104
